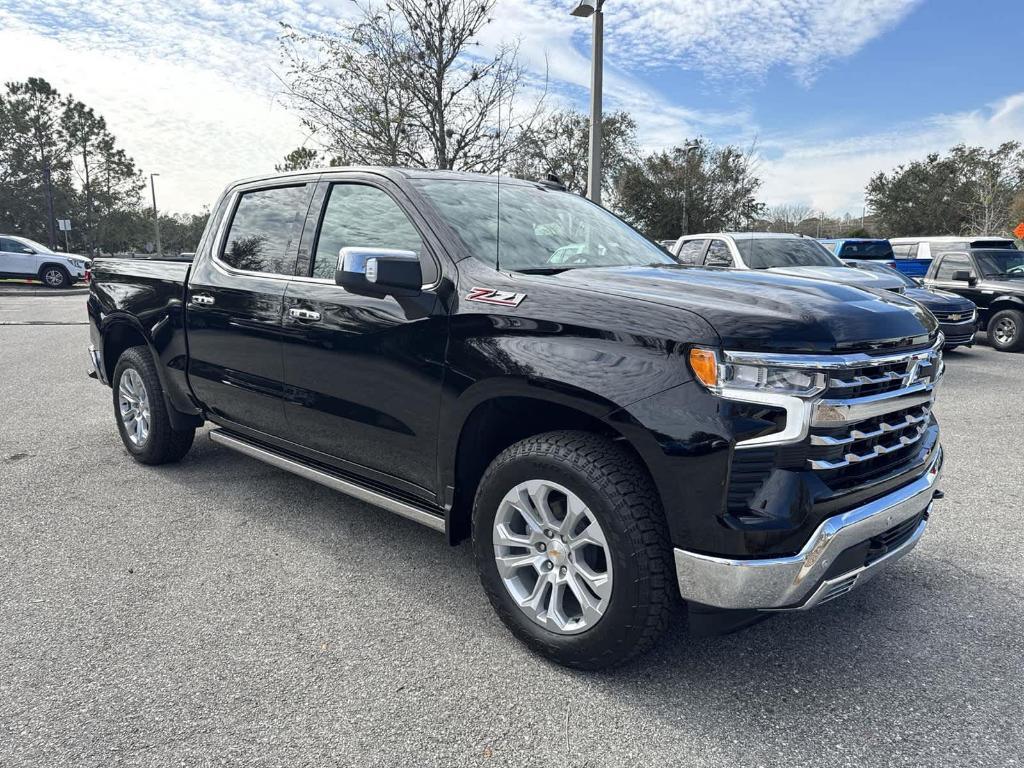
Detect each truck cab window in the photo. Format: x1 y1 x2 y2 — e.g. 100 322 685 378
936 254 972 280
704 240 733 267
221 185 309 275
311 184 425 281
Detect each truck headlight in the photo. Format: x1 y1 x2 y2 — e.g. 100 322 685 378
689 348 826 397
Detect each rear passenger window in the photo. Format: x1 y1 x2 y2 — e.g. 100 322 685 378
311 184 426 281
676 239 707 265
891 244 916 258
220 185 310 275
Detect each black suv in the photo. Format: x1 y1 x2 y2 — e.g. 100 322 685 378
923 247 1024 351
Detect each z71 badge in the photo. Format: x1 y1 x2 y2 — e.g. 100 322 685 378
465 287 527 307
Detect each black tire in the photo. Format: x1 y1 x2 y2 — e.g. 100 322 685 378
988 308 1024 352
39 265 70 288
472 431 675 669
112 346 195 465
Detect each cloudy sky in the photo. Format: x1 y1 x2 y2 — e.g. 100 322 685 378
2 0 1022 215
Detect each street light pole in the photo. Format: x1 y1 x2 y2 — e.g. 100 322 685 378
571 0 604 206
150 173 162 258
680 141 700 236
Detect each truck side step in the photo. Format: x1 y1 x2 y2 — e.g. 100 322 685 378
208 428 446 534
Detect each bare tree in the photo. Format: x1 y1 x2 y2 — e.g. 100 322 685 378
278 0 542 172
765 203 814 233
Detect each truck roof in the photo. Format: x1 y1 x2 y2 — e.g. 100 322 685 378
227 166 543 189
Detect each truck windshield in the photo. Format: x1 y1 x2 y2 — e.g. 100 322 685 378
734 237 843 269
837 240 894 260
973 249 1024 278
411 178 674 272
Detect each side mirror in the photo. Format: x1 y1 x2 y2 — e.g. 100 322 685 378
336 247 422 298
951 270 976 285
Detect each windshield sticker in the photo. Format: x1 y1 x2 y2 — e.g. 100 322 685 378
466 287 527 307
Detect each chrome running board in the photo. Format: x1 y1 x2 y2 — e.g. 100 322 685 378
208 429 446 533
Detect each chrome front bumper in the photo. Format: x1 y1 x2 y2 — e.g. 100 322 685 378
674 446 943 611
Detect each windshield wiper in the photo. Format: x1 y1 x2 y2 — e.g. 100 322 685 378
515 267 575 275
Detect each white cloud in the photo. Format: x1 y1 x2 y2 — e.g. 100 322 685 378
757 92 1024 214
0 0 1005 218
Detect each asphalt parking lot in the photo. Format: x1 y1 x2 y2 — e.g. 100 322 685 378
2 292 1022 767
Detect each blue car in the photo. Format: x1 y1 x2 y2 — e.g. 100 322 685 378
818 238 930 278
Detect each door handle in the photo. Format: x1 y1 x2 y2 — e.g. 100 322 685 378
288 308 321 322
191 294 215 306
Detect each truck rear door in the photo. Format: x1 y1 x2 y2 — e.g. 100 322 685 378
185 179 317 438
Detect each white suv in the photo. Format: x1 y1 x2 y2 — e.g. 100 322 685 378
0 235 90 288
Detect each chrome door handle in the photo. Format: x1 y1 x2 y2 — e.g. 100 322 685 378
191 294 215 306
288 308 321 322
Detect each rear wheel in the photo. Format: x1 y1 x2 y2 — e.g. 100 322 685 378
989 309 1024 352
112 346 195 464
472 431 676 669
40 265 70 288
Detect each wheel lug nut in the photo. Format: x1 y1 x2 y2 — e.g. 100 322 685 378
542 561 554 572
535 542 546 552
544 529 554 538
559 566 567 576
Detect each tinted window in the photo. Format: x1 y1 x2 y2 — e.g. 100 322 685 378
734 238 842 269
312 184 425 280
0 238 16 252
412 179 673 272
971 240 1017 250
221 185 309 274
704 240 733 267
973 249 1024 278
676 239 707 264
935 254 972 280
837 240 894 260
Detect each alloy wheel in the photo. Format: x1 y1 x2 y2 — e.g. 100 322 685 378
492 479 613 635
118 369 151 446
43 269 65 287
993 317 1017 346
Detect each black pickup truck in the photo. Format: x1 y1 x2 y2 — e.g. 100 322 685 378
923 247 1024 352
88 168 945 668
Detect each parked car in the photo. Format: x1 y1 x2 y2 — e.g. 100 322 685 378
845 260 977 350
0 234 90 288
673 232 908 293
819 237 928 279
658 239 678 251
87 168 945 668
923 247 1024 352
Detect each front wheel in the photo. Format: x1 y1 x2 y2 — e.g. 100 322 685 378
472 431 676 669
112 346 195 464
989 309 1024 352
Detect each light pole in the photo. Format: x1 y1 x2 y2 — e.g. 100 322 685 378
149 173 163 258
571 0 604 206
680 141 700 236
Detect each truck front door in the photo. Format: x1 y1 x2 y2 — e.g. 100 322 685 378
185 180 316 439
279 177 448 502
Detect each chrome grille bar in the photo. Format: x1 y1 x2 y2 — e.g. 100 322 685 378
808 423 928 470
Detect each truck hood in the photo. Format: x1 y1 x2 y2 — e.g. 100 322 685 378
765 265 907 292
554 265 937 353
